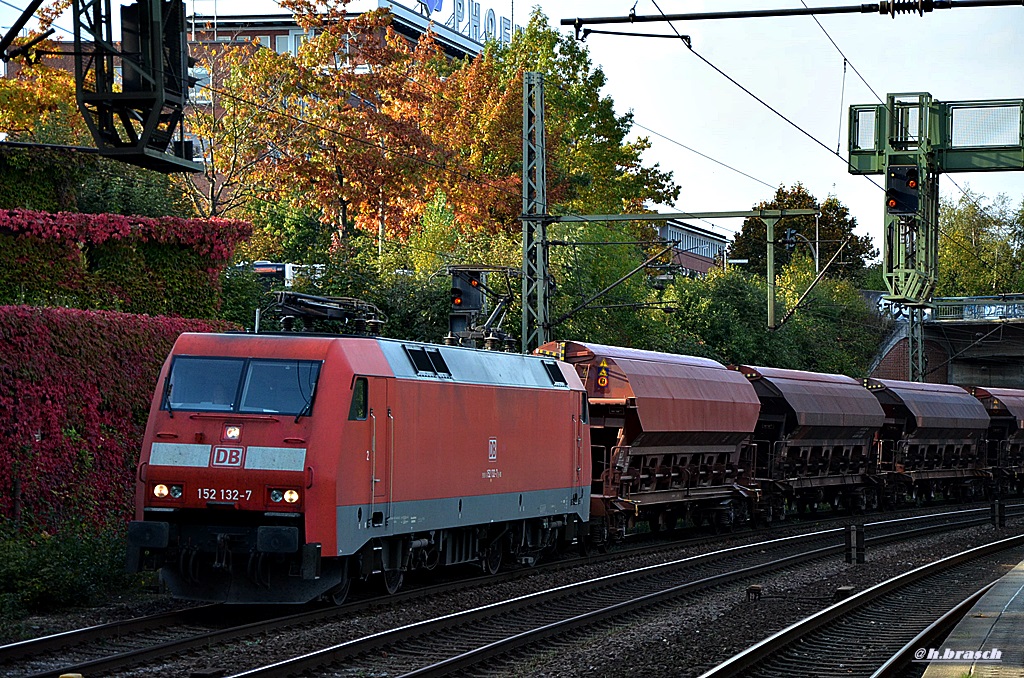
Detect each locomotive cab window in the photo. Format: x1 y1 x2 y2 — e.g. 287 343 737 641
239 360 321 415
164 357 245 412
349 377 368 420
163 356 322 416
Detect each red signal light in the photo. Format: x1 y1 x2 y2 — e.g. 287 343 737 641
907 178 918 189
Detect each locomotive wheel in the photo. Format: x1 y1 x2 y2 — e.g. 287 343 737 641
421 545 440 571
329 577 351 606
328 560 351 606
381 569 404 595
481 540 503 575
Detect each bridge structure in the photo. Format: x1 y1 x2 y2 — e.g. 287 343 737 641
872 295 1024 388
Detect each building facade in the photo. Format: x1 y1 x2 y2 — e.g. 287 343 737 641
658 219 728 276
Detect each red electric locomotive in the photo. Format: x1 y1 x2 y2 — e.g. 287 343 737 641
127 332 590 604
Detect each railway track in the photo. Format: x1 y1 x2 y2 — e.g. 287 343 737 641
222 507 1023 678
2 504 1015 678
0 517 777 677
699 535 1024 678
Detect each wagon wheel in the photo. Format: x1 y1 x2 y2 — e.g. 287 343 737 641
381 569 404 595
481 539 503 575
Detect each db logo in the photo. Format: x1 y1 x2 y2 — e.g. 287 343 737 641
212 446 244 467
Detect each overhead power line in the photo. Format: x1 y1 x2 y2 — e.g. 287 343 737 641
562 1 1024 32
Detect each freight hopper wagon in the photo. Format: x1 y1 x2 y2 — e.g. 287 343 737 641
865 379 990 504
128 333 590 604
732 366 885 516
536 341 761 537
970 387 1024 496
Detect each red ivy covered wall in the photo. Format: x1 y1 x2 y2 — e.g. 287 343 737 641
0 209 251 318
0 306 238 531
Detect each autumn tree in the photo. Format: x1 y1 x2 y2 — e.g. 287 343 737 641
0 50 89 145
213 4 679 244
403 8 679 232
172 42 273 218
728 183 877 283
215 0 443 238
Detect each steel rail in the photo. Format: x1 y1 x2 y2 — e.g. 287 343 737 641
870 582 995 677
396 517 1020 678
698 534 1024 677
11 503 1019 678
0 604 221 660
0 524 743 673
7 519 848 678
229 541 848 678
225 511 1019 678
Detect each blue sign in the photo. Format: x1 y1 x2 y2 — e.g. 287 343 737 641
424 0 443 12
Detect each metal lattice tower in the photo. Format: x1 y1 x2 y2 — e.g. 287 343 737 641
521 71 549 353
850 92 1024 380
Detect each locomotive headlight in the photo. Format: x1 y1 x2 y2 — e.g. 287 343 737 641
270 489 284 502
283 490 300 504
170 485 183 499
153 484 169 498
224 425 241 440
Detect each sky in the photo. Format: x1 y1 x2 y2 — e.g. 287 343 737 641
543 1 1024 249
3 0 1023 254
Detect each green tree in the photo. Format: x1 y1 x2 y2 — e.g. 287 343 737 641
489 9 679 216
728 184 877 283
773 255 890 375
658 258 887 375
937 189 1024 297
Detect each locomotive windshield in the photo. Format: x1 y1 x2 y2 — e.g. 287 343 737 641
163 356 322 415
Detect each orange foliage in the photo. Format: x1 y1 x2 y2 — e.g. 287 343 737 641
0 56 90 143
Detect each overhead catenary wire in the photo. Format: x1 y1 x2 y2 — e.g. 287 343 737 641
0 0 73 38
649 0 1013 279
798 0 885 106
631 121 777 192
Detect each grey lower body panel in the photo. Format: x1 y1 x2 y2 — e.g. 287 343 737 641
335 487 590 555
